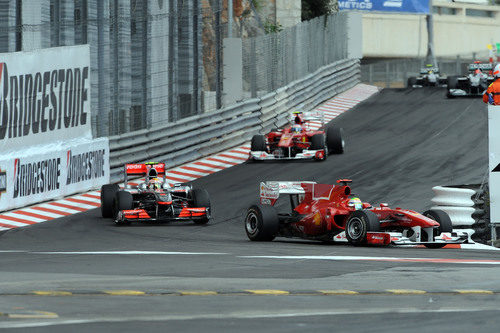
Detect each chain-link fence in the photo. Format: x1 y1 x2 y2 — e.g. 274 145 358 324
0 1 352 137
0 0 207 137
242 13 348 98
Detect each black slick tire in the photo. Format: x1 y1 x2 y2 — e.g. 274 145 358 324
245 204 279 241
192 188 211 225
251 135 267 152
101 184 119 218
113 191 133 225
311 134 327 161
326 126 344 154
422 209 453 249
446 76 458 99
345 210 380 245
407 77 417 88
113 191 133 217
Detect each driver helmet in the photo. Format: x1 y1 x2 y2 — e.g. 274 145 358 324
348 197 363 210
148 177 162 190
291 124 302 134
494 64 500 78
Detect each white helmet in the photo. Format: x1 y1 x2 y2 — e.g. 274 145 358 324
493 64 500 78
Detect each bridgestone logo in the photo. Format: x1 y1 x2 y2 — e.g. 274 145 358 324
13 158 61 198
0 62 89 140
66 149 106 185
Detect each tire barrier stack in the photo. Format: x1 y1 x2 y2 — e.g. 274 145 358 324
431 184 489 243
108 59 360 182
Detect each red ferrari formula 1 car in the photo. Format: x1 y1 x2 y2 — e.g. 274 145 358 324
249 111 344 161
100 162 210 225
245 179 467 248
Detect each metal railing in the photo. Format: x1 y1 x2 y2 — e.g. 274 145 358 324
108 58 360 182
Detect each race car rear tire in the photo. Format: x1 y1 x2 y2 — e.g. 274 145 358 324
326 126 344 154
245 204 279 241
101 184 120 218
113 191 133 219
407 76 417 88
192 188 211 224
345 210 380 245
251 135 267 152
422 209 453 248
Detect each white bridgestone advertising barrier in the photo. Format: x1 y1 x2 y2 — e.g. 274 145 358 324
489 105 500 232
0 45 109 212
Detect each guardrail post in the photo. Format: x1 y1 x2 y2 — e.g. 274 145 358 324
369 64 373 84
385 62 390 88
250 38 257 98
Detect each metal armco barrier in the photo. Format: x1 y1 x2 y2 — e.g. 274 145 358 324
108 59 360 182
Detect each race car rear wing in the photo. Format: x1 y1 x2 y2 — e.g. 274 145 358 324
468 63 493 71
290 111 325 129
420 66 439 74
124 162 166 185
260 181 340 205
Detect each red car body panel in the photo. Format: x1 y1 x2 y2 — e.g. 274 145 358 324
258 179 461 246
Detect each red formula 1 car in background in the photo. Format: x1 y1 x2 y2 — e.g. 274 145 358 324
249 111 344 161
245 179 468 248
100 162 211 225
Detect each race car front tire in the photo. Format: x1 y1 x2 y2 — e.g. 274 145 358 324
422 209 453 248
345 210 380 245
251 135 267 152
101 184 120 218
245 204 279 241
326 126 344 154
192 188 211 224
311 133 327 161
113 191 133 221
446 76 458 98
407 76 417 88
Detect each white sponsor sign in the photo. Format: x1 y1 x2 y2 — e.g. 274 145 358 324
0 45 91 152
489 105 500 224
0 138 109 212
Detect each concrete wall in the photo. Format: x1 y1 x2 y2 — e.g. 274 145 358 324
362 1 500 58
276 0 301 28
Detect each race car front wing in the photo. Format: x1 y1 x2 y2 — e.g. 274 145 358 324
115 207 210 223
249 149 326 161
333 230 469 247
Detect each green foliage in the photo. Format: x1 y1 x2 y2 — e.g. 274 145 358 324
264 19 283 34
302 0 336 21
251 0 263 12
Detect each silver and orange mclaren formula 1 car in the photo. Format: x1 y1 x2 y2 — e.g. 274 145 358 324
100 162 210 225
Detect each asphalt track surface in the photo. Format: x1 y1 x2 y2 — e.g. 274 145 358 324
1 88 499 332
